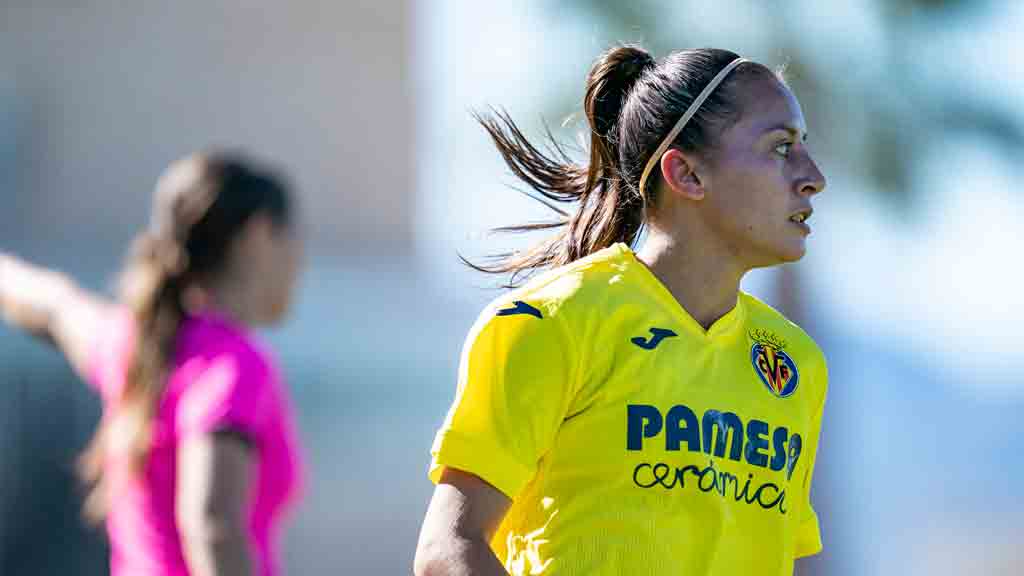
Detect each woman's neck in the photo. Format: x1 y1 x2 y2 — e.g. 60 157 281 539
185 276 256 327
635 227 745 331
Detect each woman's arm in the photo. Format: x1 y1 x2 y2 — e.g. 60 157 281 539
414 467 512 576
0 252 114 380
176 430 255 576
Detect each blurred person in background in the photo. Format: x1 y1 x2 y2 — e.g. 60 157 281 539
0 152 305 576
415 45 827 575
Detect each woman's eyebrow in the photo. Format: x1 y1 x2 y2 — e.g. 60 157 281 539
761 123 807 141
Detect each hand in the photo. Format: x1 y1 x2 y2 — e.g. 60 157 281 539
0 252 66 336
0 252 19 323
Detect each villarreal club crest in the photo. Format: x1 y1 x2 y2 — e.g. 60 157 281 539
749 329 799 398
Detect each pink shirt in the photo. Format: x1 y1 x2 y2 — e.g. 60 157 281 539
88 310 304 576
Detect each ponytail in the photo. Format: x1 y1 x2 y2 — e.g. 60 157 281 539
470 45 655 285
79 234 186 521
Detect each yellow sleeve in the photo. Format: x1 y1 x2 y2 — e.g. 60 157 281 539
429 298 579 500
794 357 827 558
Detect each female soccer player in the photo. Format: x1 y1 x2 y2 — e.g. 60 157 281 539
415 45 827 575
0 153 304 576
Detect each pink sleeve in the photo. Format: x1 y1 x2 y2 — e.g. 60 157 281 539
175 350 271 440
85 307 135 401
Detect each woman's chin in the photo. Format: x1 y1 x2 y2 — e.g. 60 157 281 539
775 241 807 264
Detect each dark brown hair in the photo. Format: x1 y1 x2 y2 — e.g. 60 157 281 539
471 45 774 285
79 152 291 520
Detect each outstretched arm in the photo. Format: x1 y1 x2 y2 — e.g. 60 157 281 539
0 252 115 380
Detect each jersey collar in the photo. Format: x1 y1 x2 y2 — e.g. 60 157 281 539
616 243 747 341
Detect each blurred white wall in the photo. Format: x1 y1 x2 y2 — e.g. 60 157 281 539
0 1 415 267
0 2 423 574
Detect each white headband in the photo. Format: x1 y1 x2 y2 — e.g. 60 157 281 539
637 57 749 196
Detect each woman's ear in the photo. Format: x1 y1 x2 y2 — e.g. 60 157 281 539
659 148 705 201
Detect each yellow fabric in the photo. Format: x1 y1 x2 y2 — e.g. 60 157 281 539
430 243 827 575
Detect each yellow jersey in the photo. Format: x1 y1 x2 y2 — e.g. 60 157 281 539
429 243 827 575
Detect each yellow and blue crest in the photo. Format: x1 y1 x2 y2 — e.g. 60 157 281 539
749 329 799 398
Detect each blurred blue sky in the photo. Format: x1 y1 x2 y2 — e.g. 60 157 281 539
415 0 1024 391
413 1 1024 574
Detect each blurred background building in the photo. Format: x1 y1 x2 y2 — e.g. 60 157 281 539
2 0 1023 574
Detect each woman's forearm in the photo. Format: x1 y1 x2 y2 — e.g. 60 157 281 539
0 253 75 340
0 252 111 379
415 534 509 576
180 523 254 576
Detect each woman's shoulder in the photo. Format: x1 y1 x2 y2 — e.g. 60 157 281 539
86 305 137 399
174 313 278 388
483 243 635 321
170 315 284 435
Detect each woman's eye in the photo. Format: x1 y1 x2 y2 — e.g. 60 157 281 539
774 142 792 157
